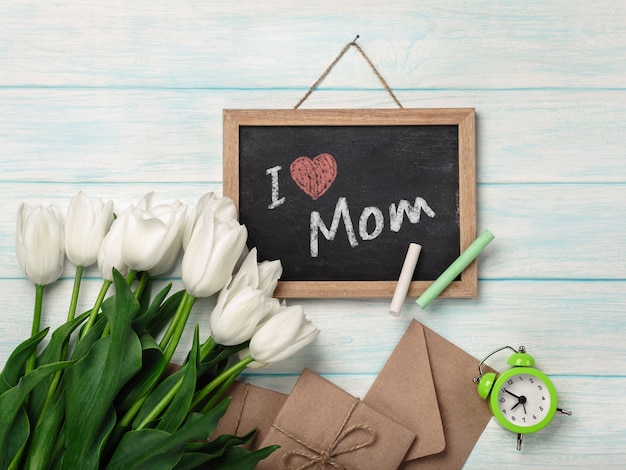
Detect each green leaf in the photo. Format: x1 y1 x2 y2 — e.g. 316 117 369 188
5 406 29 470
0 361 73 469
0 327 49 394
37 309 91 367
132 282 172 332
62 269 143 470
29 310 92 420
209 445 280 470
23 388 65 470
188 427 257 452
105 429 183 470
183 430 279 470
106 399 231 470
115 332 166 415
157 326 201 432
146 289 186 338
197 343 248 380
70 314 108 360
172 453 212 470
132 367 185 430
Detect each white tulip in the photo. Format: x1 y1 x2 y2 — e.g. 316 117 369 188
182 193 238 251
97 207 131 281
229 248 282 298
16 203 65 286
64 191 114 267
121 192 187 274
256 258 283 298
210 286 273 346
247 305 319 368
181 207 247 298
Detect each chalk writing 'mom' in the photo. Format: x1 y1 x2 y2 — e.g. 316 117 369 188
310 197 435 257
266 164 436 257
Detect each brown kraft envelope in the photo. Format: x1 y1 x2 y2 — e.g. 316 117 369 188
211 381 288 450
365 320 493 470
363 319 445 460
256 368 416 470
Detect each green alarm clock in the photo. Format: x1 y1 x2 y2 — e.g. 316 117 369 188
473 346 571 450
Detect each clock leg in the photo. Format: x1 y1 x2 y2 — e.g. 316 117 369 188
557 408 572 416
517 433 523 451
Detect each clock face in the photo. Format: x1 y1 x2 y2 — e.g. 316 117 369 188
490 368 558 434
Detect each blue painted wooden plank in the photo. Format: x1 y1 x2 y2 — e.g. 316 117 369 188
1 89 624 184
0 1 624 89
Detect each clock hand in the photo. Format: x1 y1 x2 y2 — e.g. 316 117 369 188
509 393 528 414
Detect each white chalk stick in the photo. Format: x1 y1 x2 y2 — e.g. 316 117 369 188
389 243 422 316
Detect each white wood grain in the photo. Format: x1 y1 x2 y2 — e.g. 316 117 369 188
1 1 624 89
1 89 625 184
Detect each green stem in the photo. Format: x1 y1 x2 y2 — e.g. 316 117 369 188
159 293 188 350
134 272 150 299
200 337 217 362
191 355 254 410
26 284 45 374
125 269 137 286
31 284 44 336
118 393 148 429
118 291 194 429
160 292 196 364
67 265 84 322
81 279 111 339
135 376 184 430
199 368 239 414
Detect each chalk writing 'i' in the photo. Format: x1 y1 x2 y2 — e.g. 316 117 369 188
266 165 285 209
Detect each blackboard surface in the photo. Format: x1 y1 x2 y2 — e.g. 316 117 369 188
224 109 476 298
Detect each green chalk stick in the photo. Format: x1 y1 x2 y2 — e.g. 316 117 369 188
416 229 494 309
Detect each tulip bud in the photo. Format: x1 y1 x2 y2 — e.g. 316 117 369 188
181 206 248 298
16 203 65 286
64 191 114 267
247 305 319 368
257 258 283 298
121 192 187 274
229 247 282 298
210 286 273 346
182 193 238 251
97 207 131 281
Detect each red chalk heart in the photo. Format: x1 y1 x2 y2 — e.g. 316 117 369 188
290 153 338 200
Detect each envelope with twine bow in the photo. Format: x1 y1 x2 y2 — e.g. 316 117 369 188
256 368 416 470
364 320 493 469
211 381 288 450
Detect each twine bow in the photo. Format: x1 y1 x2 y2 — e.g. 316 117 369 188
274 400 377 470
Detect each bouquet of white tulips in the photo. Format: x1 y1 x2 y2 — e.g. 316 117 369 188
1 191 319 470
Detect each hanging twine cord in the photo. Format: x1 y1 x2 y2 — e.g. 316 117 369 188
274 399 378 470
294 35 404 109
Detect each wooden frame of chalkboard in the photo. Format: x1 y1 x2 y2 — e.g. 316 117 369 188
223 109 476 298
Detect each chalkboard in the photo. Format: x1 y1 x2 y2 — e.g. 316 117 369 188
223 109 476 298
